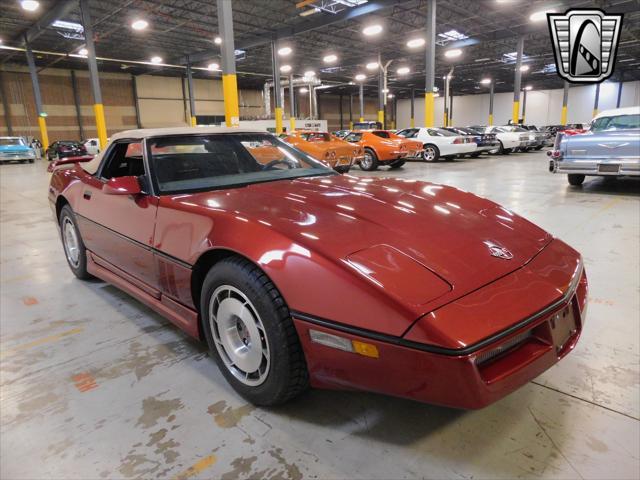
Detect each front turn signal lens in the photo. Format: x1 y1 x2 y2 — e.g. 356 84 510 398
309 329 379 359
352 340 379 358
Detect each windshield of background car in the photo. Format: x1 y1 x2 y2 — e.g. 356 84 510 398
146 134 333 194
427 128 456 137
396 129 418 138
300 132 331 142
59 141 82 146
0 138 25 146
344 132 363 142
591 114 640 132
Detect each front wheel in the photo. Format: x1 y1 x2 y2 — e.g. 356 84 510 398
360 148 379 171
568 174 585 186
200 257 309 406
59 205 92 279
422 144 440 162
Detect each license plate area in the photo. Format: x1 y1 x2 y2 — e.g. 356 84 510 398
598 163 620 173
549 303 577 353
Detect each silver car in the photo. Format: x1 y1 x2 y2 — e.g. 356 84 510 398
548 107 640 186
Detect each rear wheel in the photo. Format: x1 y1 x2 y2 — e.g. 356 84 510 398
200 257 309 406
388 159 405 169
360 148 379 171
422 144 440 162
59 205 91 280
568 174 585 186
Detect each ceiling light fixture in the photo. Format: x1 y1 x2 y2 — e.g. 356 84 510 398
299 87 309 93
208 62 220 71
150 56 162 64
131 19 149 30
524 85 533 90
366 61 379 70
323 54 338 63
21 1 39 11
78 48 88 56
397 66 410 75
444 48 462 58
520 64 530 72
280 64 292 73
355 73 366 81
304 70 315 77
530 9 555 22
214 36 222 45
387 93 395 98
407 38 425 48
362 24 383 36
480 78 491 84
278 46 292 56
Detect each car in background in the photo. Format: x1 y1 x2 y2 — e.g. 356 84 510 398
344 130 422 171
353 121 383 130
445 127 500 156
46 141 88 161
48 126 587 409
519 125 546 150
283 130 362 173
331 130 350 139
548 106 640 186
83 138 109 156
396 127 476 162
482 126 530 154
0 136 36 163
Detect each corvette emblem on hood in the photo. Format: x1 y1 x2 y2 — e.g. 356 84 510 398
488 245 514 260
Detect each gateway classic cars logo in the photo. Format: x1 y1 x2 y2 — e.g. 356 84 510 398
547 9 623 83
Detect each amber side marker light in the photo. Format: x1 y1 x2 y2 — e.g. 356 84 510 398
309 330 379 358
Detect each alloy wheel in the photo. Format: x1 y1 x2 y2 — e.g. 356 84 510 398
62 217 80 268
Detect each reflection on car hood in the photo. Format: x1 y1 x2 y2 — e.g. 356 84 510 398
185 175 552 308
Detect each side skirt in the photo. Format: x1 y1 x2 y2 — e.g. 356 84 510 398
87 252 200 339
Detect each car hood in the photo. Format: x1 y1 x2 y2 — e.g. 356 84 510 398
186 175 552 316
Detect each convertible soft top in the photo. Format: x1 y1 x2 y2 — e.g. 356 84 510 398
109 126 267 142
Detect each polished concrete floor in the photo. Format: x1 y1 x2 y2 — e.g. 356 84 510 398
1 151 639 479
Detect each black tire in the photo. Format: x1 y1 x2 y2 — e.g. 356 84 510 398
200 257 309 406
503 147 512 155
568 174 585 186
334 166 350 174
28 158 35 163
422 144 440 162
470 152 481 158
360 148 379 171
59 205 92 280
535 146 543 151
388 159 405 169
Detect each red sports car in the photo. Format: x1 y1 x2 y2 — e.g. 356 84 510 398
48 127 587 409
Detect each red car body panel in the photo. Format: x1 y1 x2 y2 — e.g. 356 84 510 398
49 152 586 408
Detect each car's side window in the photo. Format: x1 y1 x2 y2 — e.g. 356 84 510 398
100 141 146 180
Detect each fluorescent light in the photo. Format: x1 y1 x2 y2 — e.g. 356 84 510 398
397 66 410 75
299 87 309 93
52 20 83 32
438 29 469 41
520 64 530 72
207 62 219 71
530 9 554 22
280 64 292 73
382 88 389 93
300 7 320 16
407 38 425 48
78 48 88 56
214 36 222 45
445 49 462 58
366 62 379 70
323 54 337 63
433 93 440 97
278 46 292 56
21 1 39 11
304 70 315 77
355 74 366 81
524 85 533 90
387 93 395 98
480 78 491 84
362 24 383 36
131 19 148 30
150 56 162 64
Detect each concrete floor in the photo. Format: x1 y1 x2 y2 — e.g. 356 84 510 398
1 151 639 480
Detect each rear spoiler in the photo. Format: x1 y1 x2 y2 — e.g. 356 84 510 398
47 155 94 173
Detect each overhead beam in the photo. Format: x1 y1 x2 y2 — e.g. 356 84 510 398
14 0 78 46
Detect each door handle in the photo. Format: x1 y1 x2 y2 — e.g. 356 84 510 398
83 191 92 200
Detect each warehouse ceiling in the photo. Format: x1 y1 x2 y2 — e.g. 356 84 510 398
1 0 640 99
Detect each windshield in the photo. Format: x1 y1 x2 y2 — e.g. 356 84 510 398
300 132 331 142
0 137 25 146
372 131 390 138
147 133 333 194
396 129 417 138
591 114 640 132
344 132 363 142
427 128 456 137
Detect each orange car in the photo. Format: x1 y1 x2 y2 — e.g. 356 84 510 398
282 131 363 173
343 130 423 171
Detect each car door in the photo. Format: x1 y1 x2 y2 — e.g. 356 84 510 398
75 139 160 291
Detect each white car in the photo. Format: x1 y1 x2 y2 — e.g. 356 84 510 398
396 127 477 162
483 126 531 154
83 138 110 156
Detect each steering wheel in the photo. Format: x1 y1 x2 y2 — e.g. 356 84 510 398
262 158 298 170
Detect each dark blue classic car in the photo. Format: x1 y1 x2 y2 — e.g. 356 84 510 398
548 107 640 186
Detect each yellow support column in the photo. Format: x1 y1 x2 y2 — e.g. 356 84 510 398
222 73 240 127
560 106 568 125
512 101 520 124
592 108 598 118
94 103 108 150
377 110 384 126
37 116 49 151
289 116 296 133
349 121 354 130
190 116 197 126
424 92 434 127
275 107 283 134
410 118 415 128
488 114 494 126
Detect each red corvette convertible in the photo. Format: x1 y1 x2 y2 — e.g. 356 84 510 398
49 127 587 409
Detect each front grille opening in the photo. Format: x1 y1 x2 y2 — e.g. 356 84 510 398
475 330 532 366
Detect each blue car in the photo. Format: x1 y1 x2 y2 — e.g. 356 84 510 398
548 107 640 186
0 137 36 164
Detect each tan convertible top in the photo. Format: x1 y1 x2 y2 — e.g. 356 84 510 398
110 126 267 141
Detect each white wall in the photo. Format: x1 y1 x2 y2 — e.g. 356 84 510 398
397 80 640 128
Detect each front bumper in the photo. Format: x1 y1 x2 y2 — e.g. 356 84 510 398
0 151 35 161
550 157 640 176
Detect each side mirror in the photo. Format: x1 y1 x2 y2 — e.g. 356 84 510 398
103 176 142 195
